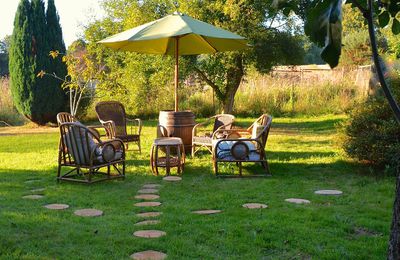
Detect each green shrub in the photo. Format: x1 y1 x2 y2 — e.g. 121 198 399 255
0 77 25 125
343 70 400 169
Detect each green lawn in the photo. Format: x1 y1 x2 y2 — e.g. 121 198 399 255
0 114 394 259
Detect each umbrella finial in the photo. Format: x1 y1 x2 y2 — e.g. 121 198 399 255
172 1 181 15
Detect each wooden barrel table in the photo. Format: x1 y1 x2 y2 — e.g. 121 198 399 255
158 111 195 152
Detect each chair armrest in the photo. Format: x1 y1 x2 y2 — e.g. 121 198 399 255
89 138 125 163
127 118 142 135
99 120 116 139
192 118 213 136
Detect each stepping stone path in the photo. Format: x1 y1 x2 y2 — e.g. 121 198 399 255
132 184 167 257
135 194 160 200
138 189 159 194
135 220 161 226
130 250 167 260
133 230 166 238
74 208 103 217
44 204 69 210
285 198 311 204
136 212 162 218
22 195 44 200
142 184 161 189
192 209 222 215
163 176 182 182
134 202 162 207
242 203 268 209
314 190 343 195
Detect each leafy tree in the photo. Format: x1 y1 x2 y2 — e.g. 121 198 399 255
9 0 67 125
84 0 305 114
281 0 400 257
0 36 11 76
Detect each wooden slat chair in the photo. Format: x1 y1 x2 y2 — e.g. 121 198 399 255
191 114 235 156
212 114 272 177
95 101 142 153
58 122 125 184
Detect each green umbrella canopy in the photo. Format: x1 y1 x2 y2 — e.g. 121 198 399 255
99 12 248 111
98 12 248 55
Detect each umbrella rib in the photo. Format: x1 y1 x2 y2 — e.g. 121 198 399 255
199 36 218 53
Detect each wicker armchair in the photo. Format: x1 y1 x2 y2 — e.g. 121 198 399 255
191 114 235 156
95 101 142 153
212 114 272 177
57 122 125 183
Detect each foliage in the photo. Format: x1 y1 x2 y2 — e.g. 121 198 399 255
343 70 400 169
40 40 101 118
9 0 67 125
0 114 395 258
84 0 305 114
0 36 10 76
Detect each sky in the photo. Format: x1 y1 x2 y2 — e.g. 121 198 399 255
0 0 105 47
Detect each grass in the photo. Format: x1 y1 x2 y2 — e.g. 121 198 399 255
0 114 394 259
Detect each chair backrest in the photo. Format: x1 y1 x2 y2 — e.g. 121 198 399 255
250 114 272 150
213 114 235 132
95 101 127 136
57 112 76 125
59 122 100 166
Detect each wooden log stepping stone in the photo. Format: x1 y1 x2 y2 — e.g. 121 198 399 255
314 190 343 195
133 230 166 238
30 188 45 193
138 189 158 194
242 203 268 209
74 208 103 217
134 202 162 207
285 198 311 204
142 184 161 189
163 176 182 182
130 250 167 260
134 220 161 226
135 194 160 200
192 209 222 215
44 204 69 210
22 195 44 200
136 212 162 218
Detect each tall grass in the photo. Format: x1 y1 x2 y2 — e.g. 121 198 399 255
0 77 25 126
179 70 367 117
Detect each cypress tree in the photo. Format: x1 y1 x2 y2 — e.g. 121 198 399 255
9 0 35 118
9 0 68 125
45 0 68 113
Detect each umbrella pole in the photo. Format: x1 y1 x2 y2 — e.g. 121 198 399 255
174 37 179 112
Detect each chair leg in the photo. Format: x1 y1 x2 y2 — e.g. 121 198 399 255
191 144 196 157
138 139 141 153
238 162 242 177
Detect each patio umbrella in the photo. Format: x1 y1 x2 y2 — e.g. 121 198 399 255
98 12 248 112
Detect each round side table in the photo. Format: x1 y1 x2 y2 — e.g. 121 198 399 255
150 137 185 175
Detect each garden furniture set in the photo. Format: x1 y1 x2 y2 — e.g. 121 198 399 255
56 101 272 183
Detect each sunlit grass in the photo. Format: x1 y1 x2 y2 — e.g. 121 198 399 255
0 114 393 259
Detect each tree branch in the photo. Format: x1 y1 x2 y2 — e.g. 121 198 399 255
194 67 224 100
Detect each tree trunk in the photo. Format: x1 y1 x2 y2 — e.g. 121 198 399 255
222 91 235 114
